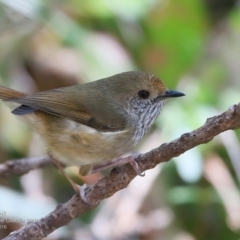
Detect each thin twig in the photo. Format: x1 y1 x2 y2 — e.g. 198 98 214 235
2 103 240 240
0 156 53 178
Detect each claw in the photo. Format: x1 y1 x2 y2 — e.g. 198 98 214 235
128 156 145 177
78 184 88 204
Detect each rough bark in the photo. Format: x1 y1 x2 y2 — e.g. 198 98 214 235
2 103 240 240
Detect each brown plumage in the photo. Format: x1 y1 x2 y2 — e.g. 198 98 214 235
0 71 184 192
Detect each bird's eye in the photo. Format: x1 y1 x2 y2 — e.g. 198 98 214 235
138 90 150 99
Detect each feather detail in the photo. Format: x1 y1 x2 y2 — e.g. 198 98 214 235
12 105 37 115
1 86 126 132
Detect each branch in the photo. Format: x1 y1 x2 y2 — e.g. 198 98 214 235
3 103 240 240
0 156 53 178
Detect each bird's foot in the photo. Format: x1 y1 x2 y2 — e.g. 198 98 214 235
75 184 88 204
127 154 145 177
92 153 145 177
49 155 88 204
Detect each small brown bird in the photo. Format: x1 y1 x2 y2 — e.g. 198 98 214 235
0 71 184 197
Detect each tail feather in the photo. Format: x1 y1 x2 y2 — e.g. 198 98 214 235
0 86 38 115
0 86 26 100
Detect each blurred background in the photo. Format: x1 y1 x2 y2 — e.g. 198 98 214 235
0 0 240 239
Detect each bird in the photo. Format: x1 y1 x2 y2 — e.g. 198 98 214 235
0 71 184 198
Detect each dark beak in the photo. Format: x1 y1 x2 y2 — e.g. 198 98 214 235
163 90 185 98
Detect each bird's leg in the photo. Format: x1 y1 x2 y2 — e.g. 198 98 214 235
79 164 92 176
52 158 79 193
50 156 87 202
92 154 145 177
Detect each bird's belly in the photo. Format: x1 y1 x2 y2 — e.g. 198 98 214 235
45 120 134 166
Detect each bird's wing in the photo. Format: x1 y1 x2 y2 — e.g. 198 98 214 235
8 88 125 132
